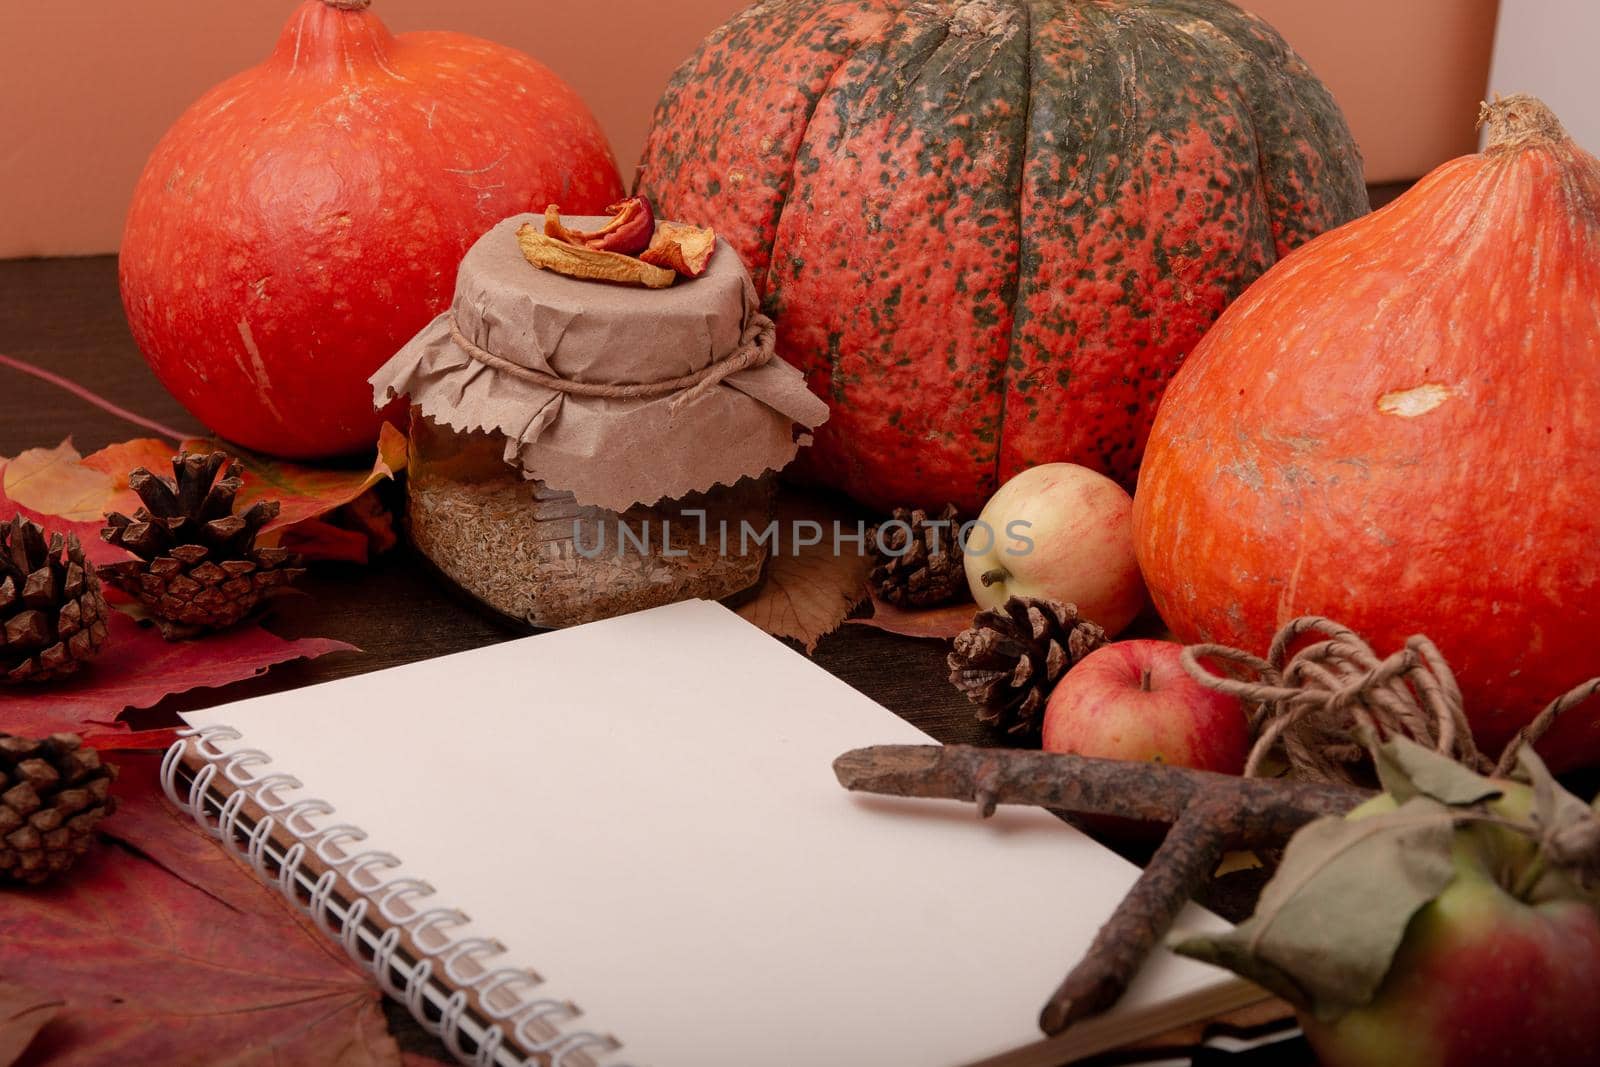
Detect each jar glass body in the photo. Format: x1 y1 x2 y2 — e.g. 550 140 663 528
406 409 773 628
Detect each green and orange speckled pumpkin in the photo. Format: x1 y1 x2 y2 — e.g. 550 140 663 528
638 0 1368 511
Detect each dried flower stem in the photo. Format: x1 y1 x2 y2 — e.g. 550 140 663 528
0 351 191 446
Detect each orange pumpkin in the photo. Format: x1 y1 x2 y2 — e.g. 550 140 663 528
1133 96 1600 770
121 0 622 459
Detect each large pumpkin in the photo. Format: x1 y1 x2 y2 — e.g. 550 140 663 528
637 0 1368 511
1133 97 1600 770
121 0 622 459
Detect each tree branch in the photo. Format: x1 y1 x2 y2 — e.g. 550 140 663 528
832 745 1366 846
832 744 1372 1036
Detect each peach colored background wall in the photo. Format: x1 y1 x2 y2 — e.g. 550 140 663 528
0 0 1499 259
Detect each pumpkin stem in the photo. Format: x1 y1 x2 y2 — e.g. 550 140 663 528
1479 94 1569 155
320 0 372 9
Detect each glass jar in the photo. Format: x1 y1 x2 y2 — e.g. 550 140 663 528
371 212 828 629
406 410 774 628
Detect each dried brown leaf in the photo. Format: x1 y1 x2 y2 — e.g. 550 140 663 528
1175 797 1459 1018
847 589 974 641
737 490 871 653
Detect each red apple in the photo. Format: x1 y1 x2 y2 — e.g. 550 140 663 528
1178 744 1600 1067
1300 788 1600 1067
1042 640 1249 774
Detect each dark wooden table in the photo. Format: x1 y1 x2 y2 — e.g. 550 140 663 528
0 254 984 738
0 181 1411 728
6 239 1403 1064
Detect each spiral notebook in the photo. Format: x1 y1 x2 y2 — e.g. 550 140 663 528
162 599 1261 1067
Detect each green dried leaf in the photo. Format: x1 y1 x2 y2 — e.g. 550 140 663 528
1520 745 1579 825
1372 735 1502 807
1174 799 1458 1020
1519 746 1600 899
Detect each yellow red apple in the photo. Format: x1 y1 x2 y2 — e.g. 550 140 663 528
1180 740 1600 1067
1041 640 1249 774
963 463 1145 636
1300 787 1600 1067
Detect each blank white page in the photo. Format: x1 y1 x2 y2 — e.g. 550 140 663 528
184 599 1242 1066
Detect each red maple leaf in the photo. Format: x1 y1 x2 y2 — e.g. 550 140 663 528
0 752 401 1066
0 610 356 750
0 425 406 567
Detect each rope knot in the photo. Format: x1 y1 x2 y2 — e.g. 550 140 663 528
1185 618 1486 787
447 309 775 416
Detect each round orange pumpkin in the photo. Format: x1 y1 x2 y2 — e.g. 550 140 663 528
1133 96 1600 770
121 0 622 459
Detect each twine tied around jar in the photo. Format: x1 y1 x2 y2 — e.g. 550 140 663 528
448 309 775 415
1179 616 1600 786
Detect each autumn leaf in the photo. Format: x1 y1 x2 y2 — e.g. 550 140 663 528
183 423 408 546
1 424 407 564
0 445 127 567
0 441 129 524
0 610 355 749
1175 785 1462 1018
0 980 62 1067
274 518 376 563
73 437 177 506
1 752 402 1067
736 489 871 653
848 590 976 641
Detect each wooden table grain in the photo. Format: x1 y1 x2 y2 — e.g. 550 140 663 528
0 180 1413 737
3 236 1403 1064
0 254 990 740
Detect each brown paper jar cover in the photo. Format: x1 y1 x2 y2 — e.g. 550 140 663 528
371 214 829 512
371 214 827 629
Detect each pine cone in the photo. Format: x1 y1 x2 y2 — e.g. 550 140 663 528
948 597 1108 742
870 504 968 608
98 452 304 638
1 514 112 684
0 732 117 884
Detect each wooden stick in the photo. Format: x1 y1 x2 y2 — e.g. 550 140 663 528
832 745 1366 846
832 745 1371 1036
1040 797 1230 1033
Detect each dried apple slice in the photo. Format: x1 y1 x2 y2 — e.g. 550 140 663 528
517 225 675 289
640 222 717 278
544 198 655 257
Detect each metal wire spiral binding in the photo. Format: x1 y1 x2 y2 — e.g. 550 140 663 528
344 850 404 891
250 778 308 811
282 798 337 835
244 813 278 874
309 824 369 863
161 726 633 1067
441 939 510 986
218 749 272 783
475 970 547 1018
277 841 310 899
